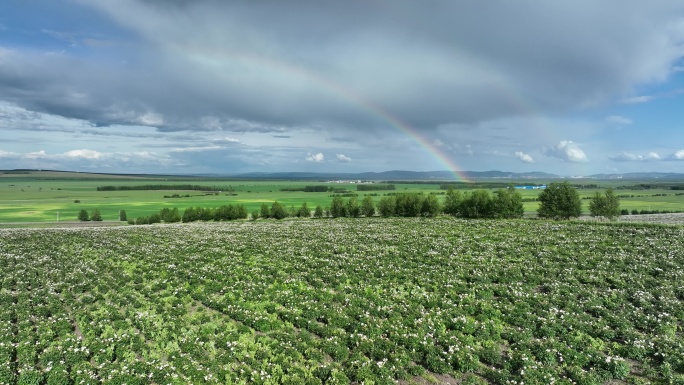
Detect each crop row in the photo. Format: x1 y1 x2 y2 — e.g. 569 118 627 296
1 218 683 384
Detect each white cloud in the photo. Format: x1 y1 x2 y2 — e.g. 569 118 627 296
545 140 587 162
336 153 352 162
212 137 240 145
0 149 17 157
610 151 662 161
670 150 684 160
514 151 534 163
606 115 633 125
65 149 102 159
306 152 324 163
0 148 172 171
25 150 48 159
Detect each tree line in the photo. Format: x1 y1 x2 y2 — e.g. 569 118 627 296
322 187 526 219
80 182 622 223
280 186 349 193
356 184 395 191
96 184 232 192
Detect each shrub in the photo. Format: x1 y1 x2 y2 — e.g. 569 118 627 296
90 209 102 221
260 203 271 219
589 188 621 220
271 201 288 220
492 187 524 218
148 213 162 224
331 196 346 218
460 190 494 218
345 197 360 218
77 209 89 221
377 196 395 217
443 188 462 216
420 193 441 217
394 193 423 217
297 202 310 218
537 181 582 220
361 196 375 217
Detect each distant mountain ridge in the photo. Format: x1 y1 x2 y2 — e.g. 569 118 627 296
587 172 684 180
231 170 560 180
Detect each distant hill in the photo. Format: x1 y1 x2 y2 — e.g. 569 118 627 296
232 170 560 180
587 172 684 180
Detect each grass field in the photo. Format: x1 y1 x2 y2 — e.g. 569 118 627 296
1 171 684 222
1 218 683 384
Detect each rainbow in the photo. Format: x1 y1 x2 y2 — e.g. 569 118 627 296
175 44 476 181
290 64 471 182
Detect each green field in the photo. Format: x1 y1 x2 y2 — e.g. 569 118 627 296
2 171 684 223
0 172 443 222
1 218 683 384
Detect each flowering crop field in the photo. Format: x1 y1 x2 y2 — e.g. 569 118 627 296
1 218 683 385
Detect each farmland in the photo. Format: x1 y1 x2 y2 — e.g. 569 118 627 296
2 171 684 223
1 218 683 384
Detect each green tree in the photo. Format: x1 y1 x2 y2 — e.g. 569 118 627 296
148 213 162 224
165 207 181 223
443 188 462 216
90 209 102 222
460 190 494 218
182 207 197 222
235 205 248 220
270 201 287 220
420 194 441 217
260 203 271 219
589 187 620 220
119 209 127 221
251 210 260 220
313 205 324 218
395 193 423 217
77 209 89 222
377 196 396 217
492 187 524 219
361 196 375 217
346 197 361 218
297 202 310 218
537 181 582 220
331 196 346 218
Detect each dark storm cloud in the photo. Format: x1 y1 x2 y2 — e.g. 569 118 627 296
2 0 684 134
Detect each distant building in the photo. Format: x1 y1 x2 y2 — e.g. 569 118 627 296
515 185 546 190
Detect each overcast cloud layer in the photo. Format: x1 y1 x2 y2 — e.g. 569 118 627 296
1 1 684 175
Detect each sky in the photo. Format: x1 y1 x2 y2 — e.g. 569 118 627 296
1 0 684 178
